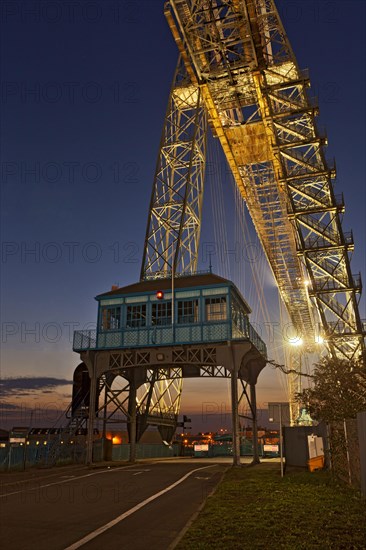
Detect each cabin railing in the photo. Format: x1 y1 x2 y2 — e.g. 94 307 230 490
73 319 267 357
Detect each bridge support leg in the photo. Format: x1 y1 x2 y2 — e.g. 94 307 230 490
102 379 108 440
128 381 137 463
231 363 241 467
86 358 97 465
250 383 260 464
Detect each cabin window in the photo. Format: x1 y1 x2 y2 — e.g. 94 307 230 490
152 302 172 326
231 298 248 337
205 296 227 321
126 304 147 328
100 306 121 330
177 299 199 324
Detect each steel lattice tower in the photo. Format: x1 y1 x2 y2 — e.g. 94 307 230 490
141 60 207 278
141 0 365 424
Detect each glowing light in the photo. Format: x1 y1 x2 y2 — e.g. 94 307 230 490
304 280 310 287
112 435 122 445
315 335 324 344
156 290 164 300
289 337 303 346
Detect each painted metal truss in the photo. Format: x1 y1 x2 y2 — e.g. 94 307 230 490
108 353 182 440
141 59 207 279
72 369 182 442
161 0 365 422
73 347 257 441
139 57 207 430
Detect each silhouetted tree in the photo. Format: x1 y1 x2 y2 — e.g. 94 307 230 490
298 358 366 423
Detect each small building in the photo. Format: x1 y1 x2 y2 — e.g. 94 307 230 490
73 272 266 355
72 272 267 451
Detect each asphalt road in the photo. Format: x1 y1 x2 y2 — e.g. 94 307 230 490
0 459 227 550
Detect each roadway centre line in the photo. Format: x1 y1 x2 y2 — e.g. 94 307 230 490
0 466 149 498
64 464 216 550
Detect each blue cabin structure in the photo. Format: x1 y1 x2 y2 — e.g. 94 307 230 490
72 272 268 461
73 272 266 356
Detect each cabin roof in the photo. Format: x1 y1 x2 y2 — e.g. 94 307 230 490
97 273 229 298
96 273 251 312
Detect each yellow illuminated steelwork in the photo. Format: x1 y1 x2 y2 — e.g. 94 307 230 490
140 0 365 425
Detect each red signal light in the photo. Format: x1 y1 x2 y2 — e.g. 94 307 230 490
156 290 164 300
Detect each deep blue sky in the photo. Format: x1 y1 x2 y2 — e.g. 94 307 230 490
1 0 365 421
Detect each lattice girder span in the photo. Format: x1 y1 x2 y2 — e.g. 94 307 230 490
163 0 365 424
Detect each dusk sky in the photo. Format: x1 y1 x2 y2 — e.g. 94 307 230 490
1 0 365 430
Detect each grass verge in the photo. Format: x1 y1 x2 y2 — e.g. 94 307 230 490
176 463 366 549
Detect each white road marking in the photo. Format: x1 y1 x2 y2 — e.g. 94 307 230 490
0 466 85 488
123 468 150 473
63 464 216 550
0 465 145 498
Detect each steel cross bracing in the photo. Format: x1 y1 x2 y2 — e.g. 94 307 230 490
78 369 182 441
141 59 207 279
150 0 366 422
139 59 207 426
108 353 182 440
78 349 246 441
